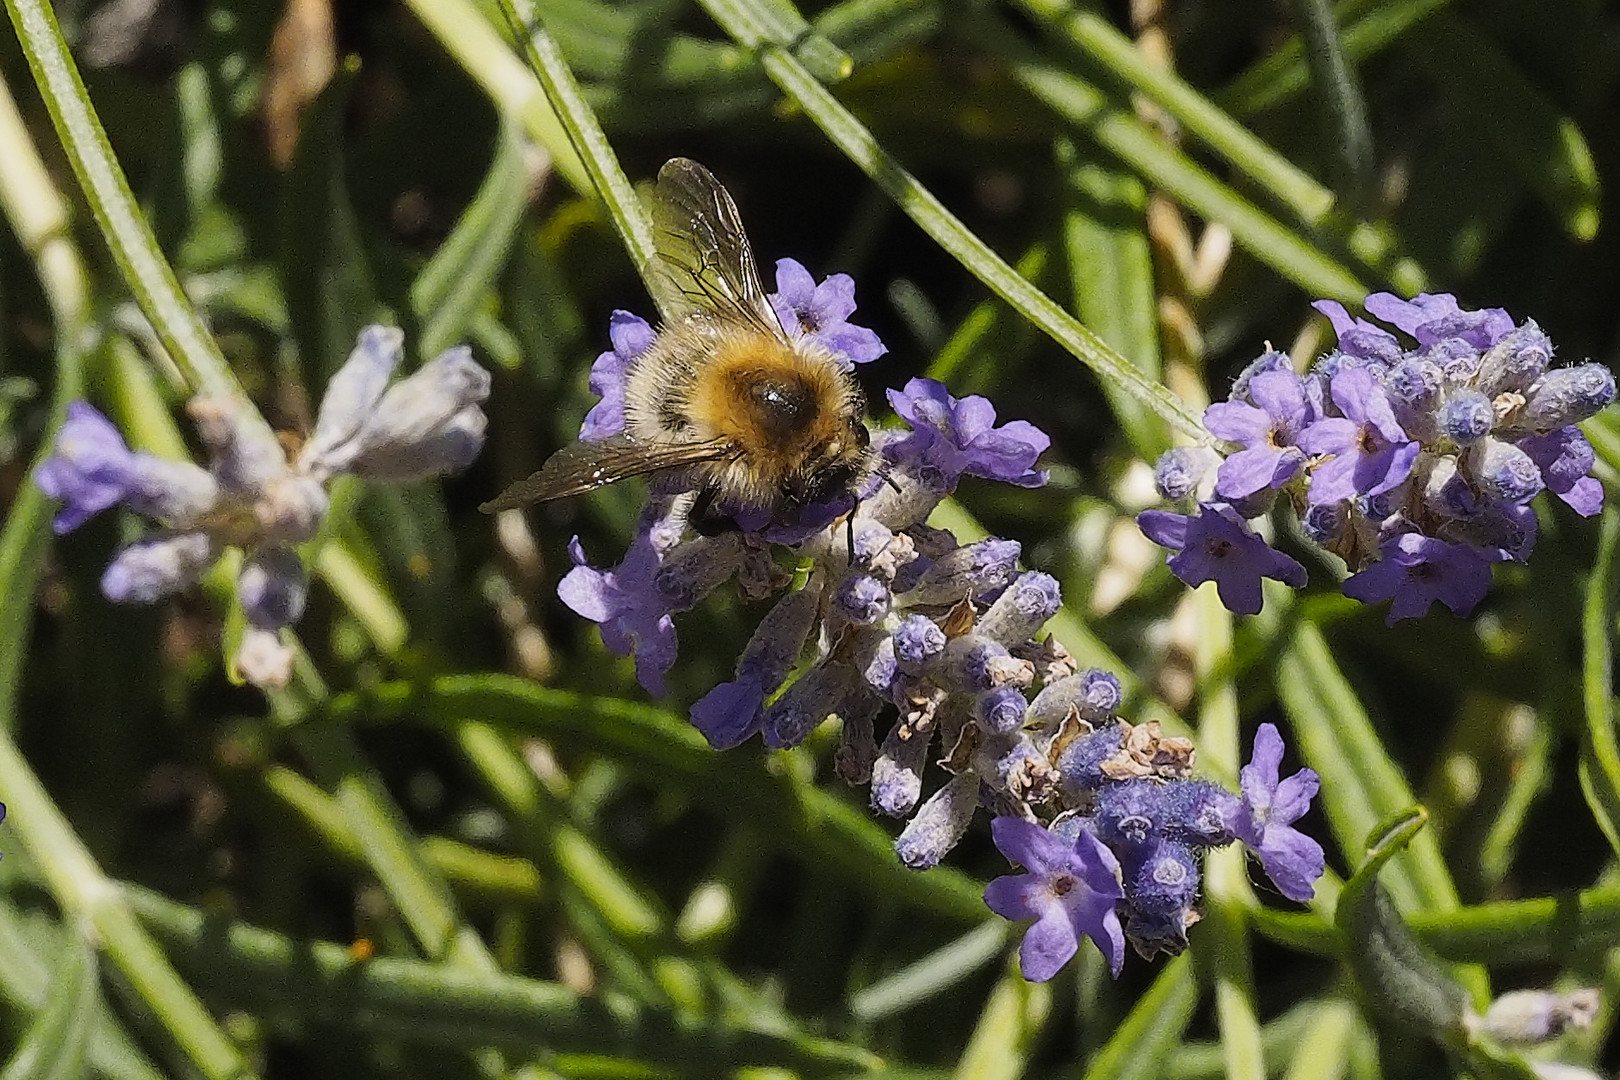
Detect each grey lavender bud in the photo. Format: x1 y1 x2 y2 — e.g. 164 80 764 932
1474 320 1552 396
237 544 308 629
834 573 890 625
871 724 931 816
101 532 218 603
1438 389 1494 445
1029 668 1122 727
1152 447 1214 500
974 571 1061 644
1523 362 1617 430
904 538 1021 605
975 687 1029 734
1470 438 1545 504
894 773 980 869
946 636 1033 692
893 614 947 670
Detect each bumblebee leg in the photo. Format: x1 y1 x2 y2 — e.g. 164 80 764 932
689 485 740 537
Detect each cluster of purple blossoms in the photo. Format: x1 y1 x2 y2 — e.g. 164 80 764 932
1140 293 1615 623
559 261 1324 978
36 327 490 687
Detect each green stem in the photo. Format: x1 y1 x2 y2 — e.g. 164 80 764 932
4 0 253 409
494 0 656 275
125 885 880 1074
693 0 1210 442
1288 0 1375 205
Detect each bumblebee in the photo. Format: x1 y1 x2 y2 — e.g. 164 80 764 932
480 158 872 528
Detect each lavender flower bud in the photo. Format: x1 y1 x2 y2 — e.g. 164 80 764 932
894 773 980 869
1120 840 1201 956
1437 389 1494 445
236 625 295 688
126 458 219 526
254 474 329 545
1301 501 1349 546
763 661 860 748
975 733 1054 802
1422 455 1480 520
1474 320 1552 396
1384 357 1443 439
974 571 1060 644
1523 362 1617 430
1470 438 1545 505
1152 447 1214 500
834 573 890 625
345 346 493 482
1229 349 1293 400
904 538 1021 605
655 537 743 609
188 396 288 495
893 615 946 670
299 325 403 477
1472 988 1599 1045
237 544 308 629
101 532 218 603
871 724 931 816
1428 337 1483 383
862 634 898 691
975 687 1029 734
946 636 1033 692
1056 723 1124 793
1029 669 1122 728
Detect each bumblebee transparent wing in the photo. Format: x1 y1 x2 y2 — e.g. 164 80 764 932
479 436 735 512
645 158 784 336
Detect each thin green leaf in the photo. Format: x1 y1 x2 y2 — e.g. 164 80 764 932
1411 15 1601 241
0 933 96 1080
849 921 1012 1022
1276 620 1458 913
412 119 531 358
278 67 382 379
952 969 1050 1080
1287 0 1375 205
1057 142 1170 461
1068 954 1197 1080
1334 808 1470 1036
1579 508 1620 856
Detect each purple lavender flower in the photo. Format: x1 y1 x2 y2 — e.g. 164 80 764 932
1137 504 1307 616
1363 292 1514 349
1519 427 1603 517
884 379 1049 491
1312 300 1402 364
557 520 680 697
1227 724 1324 903
35 402 218 533
768 258 887 367
1203 369 1310 499
1297 366 1420 505
1342 532 1503 625
984 816 1126 980
580 311 655 442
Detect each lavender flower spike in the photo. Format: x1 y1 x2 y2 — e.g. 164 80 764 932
984 816 1126 979
768 258 887 367
1228 724 1324 902
1137 504 1306 616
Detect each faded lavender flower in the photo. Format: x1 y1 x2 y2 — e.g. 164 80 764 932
37 326 490 687
557 279 1325 980
1141 293 1614 622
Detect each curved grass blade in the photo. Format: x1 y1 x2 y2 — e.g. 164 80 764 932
1579 508 1620 856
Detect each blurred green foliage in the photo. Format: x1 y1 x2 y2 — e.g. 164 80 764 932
0 0 1617 1077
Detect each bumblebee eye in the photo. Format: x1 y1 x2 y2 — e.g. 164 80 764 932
853 423 870 450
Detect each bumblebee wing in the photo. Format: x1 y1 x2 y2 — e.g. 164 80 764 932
645 158 785 337
479 436 736 512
